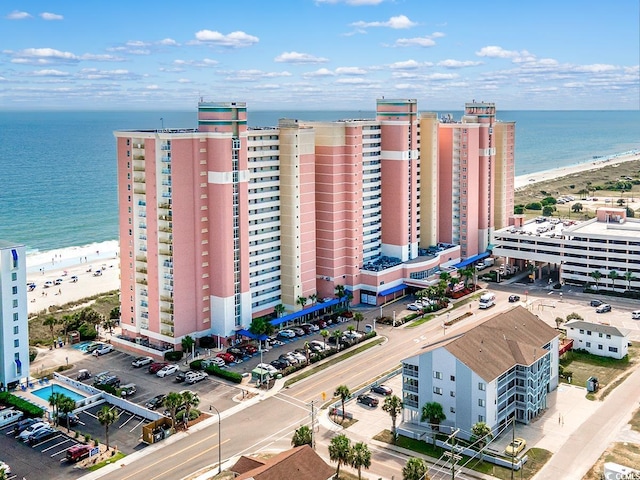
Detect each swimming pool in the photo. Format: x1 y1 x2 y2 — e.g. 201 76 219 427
32 384 86 403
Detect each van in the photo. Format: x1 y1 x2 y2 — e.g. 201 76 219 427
632 311 640 320
0 408 24 427
479 292 496 309
66 444 92 462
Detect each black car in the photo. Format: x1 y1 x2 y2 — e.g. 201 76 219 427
175 371 189 383
56 412 80 426
145 394 166 410
227 348 245 360
370 385 393 396
13 417 39 435
270 359 289 371
508 295 521 303
590 299 603 307
357 394 379 407
28 427 58 445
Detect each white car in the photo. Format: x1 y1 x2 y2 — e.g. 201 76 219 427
256 363 278 374
0 461 10 475
407 303 420 311
290 351 307 363
202 357 226 368
156 364 180 378
278 329 296 338
94 344 114 356
131 356 154 367
17 421 49 442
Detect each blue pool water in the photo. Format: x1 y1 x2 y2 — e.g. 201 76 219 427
32 384 86 403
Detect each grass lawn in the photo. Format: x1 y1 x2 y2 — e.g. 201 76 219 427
373 430 552 480
86 451 126 471
583 442 640 480
559 347 637 398
630 407 640 433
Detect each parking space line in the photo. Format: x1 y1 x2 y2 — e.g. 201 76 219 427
83 411 98 419
51 444 76 457
130 417 146 433
119 413 136 429
41 437 73 452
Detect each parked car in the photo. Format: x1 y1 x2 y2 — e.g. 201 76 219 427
120 383 137 397
278 329 296 338
148 362 169 374
94 344 114 356
56 412 80 426
290 351 307 363
313 319 327 328
407 303 420 311
292 327 306 337
301 323 320 332
157 364 180 377
0 408 24 427
202 357 226 368
344 331 363 340
590 299 603 307
227 348 245 361
505 437 527 456
66 444 92 462
145 394 166 410
508 295 521 303
43 280 54 288
17 422 50 441
370 384 393 396
216 352 236 364
185 371 208 384
239 344 258 355
94 375 120 388
85 342 104 354
175 371 189 382
270 359 289 371
357 394 379 407
13 417 39 435
27 427 58 445
596 304 611 313
279 353 297 365
256 363 279 375
76 369 91 380
131 356 154 368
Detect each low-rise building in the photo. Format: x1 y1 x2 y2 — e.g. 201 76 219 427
230 445 335 480
401 307 559 439
564 320 629 359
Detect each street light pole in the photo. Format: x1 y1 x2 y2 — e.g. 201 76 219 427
210 405 222 474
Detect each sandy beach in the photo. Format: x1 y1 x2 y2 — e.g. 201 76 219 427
26 244 120 316
514 149 640 189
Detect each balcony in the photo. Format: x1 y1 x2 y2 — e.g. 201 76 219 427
158 202 171 209
136 277 147 285
159 249 173 256
136 255 147 262
134 176 146 183
133 165 145 172
161 156 171 162
136 267 147 274
161 306 174 314
160 295 173 303
133 154 145 160
159 236 173 245
134 188 146 195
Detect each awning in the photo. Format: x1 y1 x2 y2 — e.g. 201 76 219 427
270 297 341 326
452 251 491 269
378 284 407 296
236 329 268 341
11 249 18 262
15 358 21 368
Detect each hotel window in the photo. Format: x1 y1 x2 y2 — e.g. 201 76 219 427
478 399 485 407
433 387 443 395
450 375 455 381
598 344 603 350
433 371 442 380
606 334 611 339
478 415 485 422
12 272 17 281
13 313 18 321
14 339 19 348
450 391 455 397
13 299 18 308
127 150 130 157
450 407 456 413
599 333 603 338
586 342 591 348
12 286 18 294
586 330 591 336
609 347 618 353
478 382 485 391
13 326 19 335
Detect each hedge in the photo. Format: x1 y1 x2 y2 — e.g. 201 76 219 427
164 351 184 361
204 365 243 384
0 391 44 418
190 359 203 370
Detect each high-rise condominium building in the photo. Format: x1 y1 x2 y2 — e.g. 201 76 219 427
113 99 514 353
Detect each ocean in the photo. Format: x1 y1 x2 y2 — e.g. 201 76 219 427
0 109 638 257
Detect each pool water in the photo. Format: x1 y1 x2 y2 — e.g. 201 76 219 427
32 384 86 402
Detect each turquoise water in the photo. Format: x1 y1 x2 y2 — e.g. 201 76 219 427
32 384 86 402
0 109 637 253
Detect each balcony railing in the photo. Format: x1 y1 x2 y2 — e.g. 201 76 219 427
159 249 173 256
134 188 146 195
136 255 147 262
136 267 147 274
136 278 147 285
159 226 172 233
160 295 173 303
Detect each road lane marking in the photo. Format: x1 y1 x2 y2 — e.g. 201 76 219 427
147 439 230 480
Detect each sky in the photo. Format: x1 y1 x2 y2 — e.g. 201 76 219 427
1 0 638 111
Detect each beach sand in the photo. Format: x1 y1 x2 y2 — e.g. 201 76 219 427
514 150 640 189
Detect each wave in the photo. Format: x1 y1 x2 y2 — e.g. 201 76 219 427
26 239 120 274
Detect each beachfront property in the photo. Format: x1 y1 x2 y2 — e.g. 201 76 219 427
113 99 515 351
0 241 30 389
564 320 630 360
492 207 640 290
400 307 559 440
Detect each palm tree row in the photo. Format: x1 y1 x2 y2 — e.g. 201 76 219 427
328 434 372 480
590 269 637 291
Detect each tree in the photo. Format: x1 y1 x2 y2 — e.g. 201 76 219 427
609 270 619 291
249 317 267 348
345 291 354 312
460 266 475 288
181 335 195 355
332 329 343 352
542 205 554 217
334 385 351 424
347 325 356 334
97 405 120 450
291 425 313 447
43 316 59 344
274 304 285 318
335 284 346 300
58 395 76 432
590 270 602 290
309 293 317 305
163 392 184 430
382 395 403 442
296 296 308 310
349 441 372 480
571 202 583 213
439 271 451 287
181 390 200 429
470 421 493 449
109 306 120 321
48 392 62 425
566 312 583 321
328 434 351 479
353 312 364 333
420 402 446 432
403 457 429 480
555 317 564 329
625 270 636 291
320 329 329 350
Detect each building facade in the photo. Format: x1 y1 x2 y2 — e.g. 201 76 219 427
114 99 513 353
0 241 30 389
401 307 559 439
565 320 629 359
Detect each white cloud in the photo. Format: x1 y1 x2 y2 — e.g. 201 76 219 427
158 38 178 46
572 63 617 73
351 14 417 30
426 73 458 80
275 51 329 64
431 32 446 38
335 77 371 84
177 78 191 83
438 59 482 69
226 69 293 82
335 66 367 75
80 53 124 62
7 48 79 64
389 59 423 70
194 30 259 48
476 45 530 59
303 68 336 77
30 69 70 76
40 12 63 21
146 84 160 90
6 10 31 20
78 68 137 80
394 36 436 48
173 58 219 68
126 40 150 47
316 0 384 5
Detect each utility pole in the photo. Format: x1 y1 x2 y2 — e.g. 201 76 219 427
511 415 516 480
443 428 461 479
308 400 317 450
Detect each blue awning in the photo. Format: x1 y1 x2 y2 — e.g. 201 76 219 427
270 297 341 327
15 358 21 368
452 251 490 269
236 329 268 341
11 249 18 261
378 284 407 296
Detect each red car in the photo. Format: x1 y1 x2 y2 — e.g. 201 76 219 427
148 362 169 374
216 352 236 364
239 344 258 355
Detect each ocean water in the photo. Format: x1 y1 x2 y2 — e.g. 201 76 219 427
0 109 638 256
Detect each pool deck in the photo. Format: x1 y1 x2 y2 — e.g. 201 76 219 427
13 379 88 413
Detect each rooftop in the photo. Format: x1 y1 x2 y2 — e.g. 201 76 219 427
565 320 630 338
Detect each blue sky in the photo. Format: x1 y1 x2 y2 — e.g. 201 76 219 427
1 0 638 110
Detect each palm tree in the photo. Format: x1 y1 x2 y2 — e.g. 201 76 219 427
97 405 119 450
309 293 317 306
347 325 356 335
181 390 200 429
403 457 429 480
624 271 636 291
334 385 351 424
58 396 76 432
460 266 475 288
439 271 451 286
163 392 184 430
274 304 285 318
590 270 602 290
291 425 312 447
382 395 403 442
43 316 59 345
328 434 351 479
609 270 619 291
249 317 267 349
320 329 329 350
332 329 342 352
470 421 493 449
345 291 354 312
353 312 364 332
181 335 195 357
420 401 446 432
555 316 564 329
335 284 346 300
296 296 308 310
349 441 372 480
48 392 62 425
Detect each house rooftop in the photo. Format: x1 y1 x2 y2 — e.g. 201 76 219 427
231 445 335 480
565 320 630 338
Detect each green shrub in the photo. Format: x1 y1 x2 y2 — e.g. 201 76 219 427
525 202 542 210
204 365 243 384
164 351 183 361
0 392 44 417
94 383 117 395
177 409 201 422
190 359 203 370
